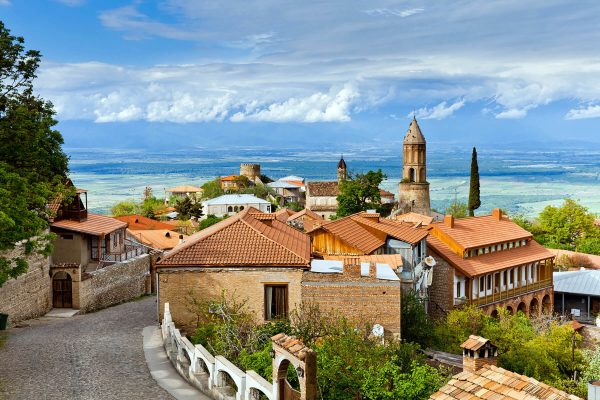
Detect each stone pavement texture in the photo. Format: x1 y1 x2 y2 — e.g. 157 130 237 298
0 296 174 400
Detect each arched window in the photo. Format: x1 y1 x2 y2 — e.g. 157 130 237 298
234 206 239 212
408 168 416 182
227 206 233 212
239 206 244 211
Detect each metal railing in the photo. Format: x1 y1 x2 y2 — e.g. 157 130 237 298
97 240 148 269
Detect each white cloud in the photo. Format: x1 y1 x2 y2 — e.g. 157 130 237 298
413 99 465 120
495 108 528 119
364 8 424 18
231 84 358 123
0 0 10 6
565 105 600 120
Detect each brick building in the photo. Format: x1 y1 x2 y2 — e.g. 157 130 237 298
426 209 554 319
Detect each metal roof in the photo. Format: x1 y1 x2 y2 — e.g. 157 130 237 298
202 194 271 205
309 259 400 281
268 181 303 189
554 270 600 296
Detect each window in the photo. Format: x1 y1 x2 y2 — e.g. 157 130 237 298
508 269 513 285
509 242 514 249
456 282 461 298
264 285 288 320
503 243 508 250
479 276 485 292
61 234 74 240
487 275 492 291
227 206 233 212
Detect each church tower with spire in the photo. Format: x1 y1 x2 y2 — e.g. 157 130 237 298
398 117 431 215
337 155 347 183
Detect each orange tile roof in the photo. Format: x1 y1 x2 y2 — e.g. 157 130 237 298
274 208 296 222
127 229 187 250
220 175 238 182
115 214 178 231
395 212 434 226
351 213 428 244
430 364 582 400
307 181 339 197
166 185 202 193
51 213 127 236
460 335 492 351
427 235 555 278
282 180 305 187
288 208 324 222
158 207 310 267
379 189 395 198
430 215 532 250
271 333 313 360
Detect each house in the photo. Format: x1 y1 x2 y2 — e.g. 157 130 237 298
554 270 600 322
306 211 428 287
268 180 305 205
302 258 402 337
201 194 272 218
305 156 346 219
220 175 240 191
426 209 555 319
166 185 203 201
430 335 582 400
114 214 178 231
156 207 311 331
286 208 324 232
380 189 395 204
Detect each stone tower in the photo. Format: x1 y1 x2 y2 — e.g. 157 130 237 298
240 163 261 183
398 117 431 215
337 155 347 183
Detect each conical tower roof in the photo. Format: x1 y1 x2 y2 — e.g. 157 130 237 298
337 155 347 169
404 116 426 144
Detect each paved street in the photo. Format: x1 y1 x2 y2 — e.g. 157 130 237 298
0 296 174 400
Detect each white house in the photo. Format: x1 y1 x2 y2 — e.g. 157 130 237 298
202 194 272 218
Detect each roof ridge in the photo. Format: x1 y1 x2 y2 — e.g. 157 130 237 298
240 213 309 264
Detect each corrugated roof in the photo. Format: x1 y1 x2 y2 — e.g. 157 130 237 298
554 270 600 296
268 181 303 189
203 194 271 205
278 175 304 183
307 181 339 197
427 235 554 278
115 214 178 231
127 229 187 250
323 254 403 269
158 207 310 267
430 364 582 400
51 213 127 236
430 214 533 250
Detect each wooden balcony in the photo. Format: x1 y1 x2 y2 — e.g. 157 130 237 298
63 208 88 221
468 278 552 307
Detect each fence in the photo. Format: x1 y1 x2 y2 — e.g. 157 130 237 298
162 303 275 400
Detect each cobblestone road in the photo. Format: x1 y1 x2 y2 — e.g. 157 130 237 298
0 296 174 400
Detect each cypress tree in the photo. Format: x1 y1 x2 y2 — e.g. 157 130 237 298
468 146 481 216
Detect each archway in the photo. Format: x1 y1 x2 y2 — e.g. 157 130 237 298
408 168 416 182
248 387 270 400
216 370 238 397
530 297 540 317
517 302 527 315
277 359 301 400
505 305 514 315
419 168 426 182
542 294 552 314
490 309 499 319
52 271 72 308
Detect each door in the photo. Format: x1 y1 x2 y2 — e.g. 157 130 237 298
52 272 73 308
280 380 301 400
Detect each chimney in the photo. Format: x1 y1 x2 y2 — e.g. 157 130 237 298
165 232 171 238
178 234 184 245
461 335 498 373
492 208 502 221
369 262 377 278
343 257 361 278
444 214 454 228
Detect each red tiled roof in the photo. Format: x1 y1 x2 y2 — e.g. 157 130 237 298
115 215 178 231
351 213 428 244
379 189 395 198
430 215 532 250
274 208 296 222
427 235 555 278
395 212 434 226
158 207 310 267
220 175 238 182
288 208 324 222
307 181 339 197
430 364 582 400
51 213 127 236
127 229 187 250
460 335 492 351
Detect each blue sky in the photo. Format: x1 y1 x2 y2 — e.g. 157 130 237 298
3 0 600 150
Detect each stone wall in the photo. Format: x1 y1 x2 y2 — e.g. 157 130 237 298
78 254 150 313
301 271 402 338
157 267 305 333
398 181 431 216
427 251 454 320
0 247 51 326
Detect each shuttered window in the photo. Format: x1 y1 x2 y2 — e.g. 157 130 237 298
264 285 288 320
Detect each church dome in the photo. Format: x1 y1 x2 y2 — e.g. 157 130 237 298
404 117 426 144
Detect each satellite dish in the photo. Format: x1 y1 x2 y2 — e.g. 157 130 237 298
372 324 384 338
424 256 436 267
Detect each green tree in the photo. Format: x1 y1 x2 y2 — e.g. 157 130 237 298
200 178 224 200
538 199 599 250
111 201 138 216
174 196 203 220
336 169 386 217
401 291 434 348
199 214 228 230
467 147 481 216
0 21 69 286
445 200 468 218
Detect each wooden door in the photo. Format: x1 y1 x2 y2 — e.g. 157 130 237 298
52 272 72 308
282 380 300 400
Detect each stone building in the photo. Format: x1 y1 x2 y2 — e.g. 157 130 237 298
201 193 272 218
398 117 431 216
425 208 554 320
305 156 347 219
240 163 262 184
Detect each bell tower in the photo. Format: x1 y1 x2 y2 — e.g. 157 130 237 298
337 155 347 183
398 117 431 215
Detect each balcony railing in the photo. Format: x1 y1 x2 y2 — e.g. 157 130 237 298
468 278 552 307
63 208 88 221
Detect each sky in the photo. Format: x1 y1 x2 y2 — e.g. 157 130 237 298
3 1 600 150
